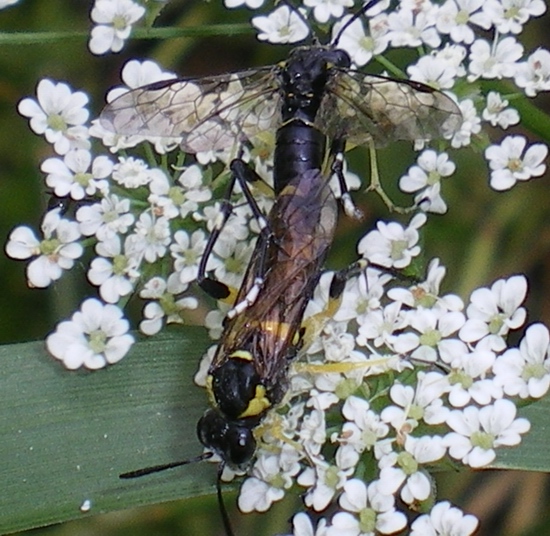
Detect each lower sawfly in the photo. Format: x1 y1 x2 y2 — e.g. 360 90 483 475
120 166 339 536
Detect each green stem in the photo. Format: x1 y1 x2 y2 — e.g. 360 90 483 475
0 24 251 46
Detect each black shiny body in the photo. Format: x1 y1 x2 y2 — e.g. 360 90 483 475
198 48 350 468
198 168 337 468
273 47 351 193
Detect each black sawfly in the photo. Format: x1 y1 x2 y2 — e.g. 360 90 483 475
108 2 462 534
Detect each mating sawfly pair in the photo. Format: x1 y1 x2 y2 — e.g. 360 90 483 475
102 1 462 534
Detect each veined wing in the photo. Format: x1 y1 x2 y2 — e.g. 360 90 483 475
99 67 283 153
317 69 462 147
215 170 337 380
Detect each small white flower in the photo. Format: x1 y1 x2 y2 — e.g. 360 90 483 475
112 156 152 188
198 201 250 246
299 406 329 456
482 91 520 129
89 0 146 55
152 165 212 220
397 307 466 364
252 5 310 43
410 501 479 536
297 457 352 511
125 212 171 264
41 150 112 200
459 275 528 351
485 135 548 191
388 258 464 313
87 235 139 303
5 209 83 288
332 13 389 66
493 323 550 399
107 59 177 102
170 229 207 284
304 0 353 23
336 396 389 468
387 7 441 49
433 43 468 78
357 213 426 269
76 194 134 240
435 0 490 44
514 48 550 97
326 479 407 536
444 399 531 468
381 372 450 433
211 236 256 290
46 298 134 369
483 0 546 34
18 79 90 155
334 268 392 324
238 450 298 512
450 98 482 148
446 347 501 407
468 36 524 81
399 150 455 214
139 275 197 335
407 56 458 90
356 301 407 350
378 435 446 503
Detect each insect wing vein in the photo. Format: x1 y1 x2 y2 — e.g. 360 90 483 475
100 67 283 153
317 69 462 147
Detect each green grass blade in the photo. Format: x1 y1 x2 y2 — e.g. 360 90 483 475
0 327 217 534
1 325 550 534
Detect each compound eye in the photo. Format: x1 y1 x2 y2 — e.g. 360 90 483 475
332 49 351 69
197 410 256 469
226 426 256 467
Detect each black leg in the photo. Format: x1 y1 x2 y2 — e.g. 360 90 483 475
197 158 273 301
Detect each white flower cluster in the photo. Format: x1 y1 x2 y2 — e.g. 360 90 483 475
8 60 245 368
244 0 549 198
5 0 550 533
225 262 548 535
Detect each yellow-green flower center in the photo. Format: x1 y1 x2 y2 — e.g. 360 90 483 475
397 451 418 475
47 113 66 132
40 238 60 256
89 330 107 353
359 508 377 533
471 430 495 450
419 328 441 347
75 172 92 187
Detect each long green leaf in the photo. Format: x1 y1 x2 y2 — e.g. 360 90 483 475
0 327 217 534
1 327 550 534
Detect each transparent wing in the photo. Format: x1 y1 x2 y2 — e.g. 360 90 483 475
99 67 283 153
316 69 463 147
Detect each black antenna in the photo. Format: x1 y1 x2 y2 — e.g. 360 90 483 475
119 452 213 479
333 0 386 46
120 452 236 536
216 462 236 536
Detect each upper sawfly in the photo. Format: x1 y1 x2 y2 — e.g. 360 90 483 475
99 9 462 164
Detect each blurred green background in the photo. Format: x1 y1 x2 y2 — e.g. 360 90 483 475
1 1 550 535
